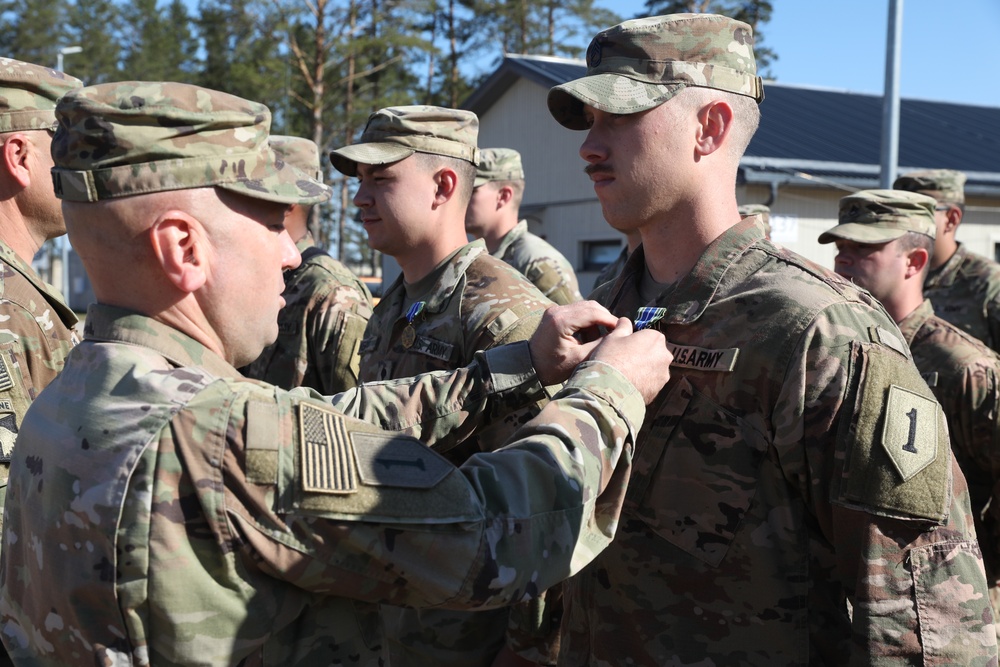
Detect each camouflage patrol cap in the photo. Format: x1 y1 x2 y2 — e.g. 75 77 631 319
818 189 938 245
0 58 82 133
50 81 328 205
474 148 524 187
330 105 480 177
548 13 764 130
269 135 331 202
893 169 966 205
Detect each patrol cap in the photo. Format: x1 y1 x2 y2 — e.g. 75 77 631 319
269 135 331 202
548 13 764 130
475 148 524 187
0 57 82 133
330 105 480 177
818 189 938 245
893 169 966 205
50 81 329 205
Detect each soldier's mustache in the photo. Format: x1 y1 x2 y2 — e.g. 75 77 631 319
584 164 613 176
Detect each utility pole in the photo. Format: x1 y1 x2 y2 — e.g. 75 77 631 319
880 0 903 188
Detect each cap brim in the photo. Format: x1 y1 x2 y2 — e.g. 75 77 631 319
218 162 331 206
818 223 907 245
329 143 416 177
547 74 684 130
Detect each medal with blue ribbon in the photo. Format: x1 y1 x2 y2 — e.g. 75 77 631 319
401 301 426 348
634 306 667 331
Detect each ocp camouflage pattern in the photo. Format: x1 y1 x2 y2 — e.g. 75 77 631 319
560 217 997 665
923 242 1000 353
0 304 645 666
494 220 582 305
242 233 373 394
0 57 81 132
50 81 329 205
359 239 561 665
0 240 78 546
898 298 1000 635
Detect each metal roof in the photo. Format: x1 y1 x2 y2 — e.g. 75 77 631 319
463 54 1000 196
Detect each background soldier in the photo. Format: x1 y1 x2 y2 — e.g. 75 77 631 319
0 59 82 548
0 81 673 666
821 188 1000 637
331 109 560 666
894 169 1000 350
241 135 374 394
465 147 582 305
547 13 996 664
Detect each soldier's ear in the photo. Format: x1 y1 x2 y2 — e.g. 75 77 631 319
497 185 514 209
944 206 962 234
0 134 32 189
432 166 459 207
149 211 208 293
905 247 930 278
694 99 733 158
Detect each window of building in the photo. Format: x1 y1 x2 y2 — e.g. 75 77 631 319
581 240 624 271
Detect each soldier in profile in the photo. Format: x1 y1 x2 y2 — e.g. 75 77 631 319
242 135 374 394
895 169 1000 350
331 109 562 666
821 188 1000 637
465 147 582 305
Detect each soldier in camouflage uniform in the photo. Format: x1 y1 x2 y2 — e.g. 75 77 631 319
547 13 997 664
821 188 1000 637
894 169 1000 351
0 60 82 553
331 109 561 666
738 202 770 239
0 81 675 666
466 147 582 305
241 135 374 394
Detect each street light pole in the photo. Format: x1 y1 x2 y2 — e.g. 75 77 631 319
54 46 82 305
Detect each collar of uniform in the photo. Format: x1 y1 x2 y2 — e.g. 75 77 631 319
492 219 529 260
294 231 317 254
609 216 764 324
895 298 935 347
0 238 79 327
925 242 967 289
83 303 243 380
383 240 487 316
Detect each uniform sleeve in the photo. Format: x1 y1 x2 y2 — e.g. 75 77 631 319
985 291 1000 355
525 258 582 306
951 360 1000 589
305 284 373 395
322 342 547 453
773 302 997 664
223 359 645 610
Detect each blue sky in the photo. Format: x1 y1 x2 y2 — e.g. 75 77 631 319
598 0 1000 108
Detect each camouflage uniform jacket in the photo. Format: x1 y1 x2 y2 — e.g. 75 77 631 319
559 216 998 665
360 240 558 666
897 299 1000 595
494 220 582 305
242 233 373 394
591 244 629 293
924 242 1000 352
0 304 646 667
0 239 78 536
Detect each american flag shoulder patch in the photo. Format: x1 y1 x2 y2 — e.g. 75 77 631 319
299 402 358 494
0 353 13 393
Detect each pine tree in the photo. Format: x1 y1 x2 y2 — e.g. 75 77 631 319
64 0 121 84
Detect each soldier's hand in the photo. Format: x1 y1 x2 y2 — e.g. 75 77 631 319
528 301 620 386
588 317 672 404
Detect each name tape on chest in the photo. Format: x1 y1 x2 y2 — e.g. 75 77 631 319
667 342 739 372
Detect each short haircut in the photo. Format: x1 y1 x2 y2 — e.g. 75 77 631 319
493 179 525 210
411 152 476 207
683 87 760 160
895 231 935 278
